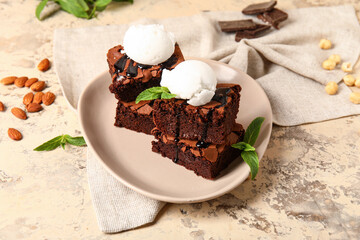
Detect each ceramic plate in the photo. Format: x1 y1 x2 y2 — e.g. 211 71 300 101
78 58 272 203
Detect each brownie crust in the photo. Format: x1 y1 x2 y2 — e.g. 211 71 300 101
152 83 241 145
115 100 155 135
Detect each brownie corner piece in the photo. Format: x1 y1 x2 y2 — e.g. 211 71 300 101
115 100 155 135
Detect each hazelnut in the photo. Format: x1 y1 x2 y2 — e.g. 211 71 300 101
349 92 360 104
322 59 336 70
343 74 355 86
319 39 332 49
328 54 341 64
355 76 360 88
341 62 352 73
325 81 338 95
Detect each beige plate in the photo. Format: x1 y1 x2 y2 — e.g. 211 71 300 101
78 58 273 203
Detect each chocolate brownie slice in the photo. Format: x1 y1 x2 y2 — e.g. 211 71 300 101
152 124 245 179
152 83 241 145
107 44 184 102
115 100 155 135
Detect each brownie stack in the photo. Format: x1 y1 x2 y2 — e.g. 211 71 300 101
107 43 185 134
107 44 244 179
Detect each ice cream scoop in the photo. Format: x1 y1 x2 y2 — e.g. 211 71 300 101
161 60 217 106
123 24 175 66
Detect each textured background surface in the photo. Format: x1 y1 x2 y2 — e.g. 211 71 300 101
0 0 359 239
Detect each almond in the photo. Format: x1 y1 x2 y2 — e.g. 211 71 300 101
30 81 46 92
11 107 27 120
37 58 50 72
0 101 4 111
14 76 28 88
8 128 22 141
23 92 34 105
42 92 56 106
1 76 17 85
33 92 44 104
25 78 38 87
26 103 43 112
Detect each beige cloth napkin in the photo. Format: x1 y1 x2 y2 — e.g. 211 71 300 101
54 5 360 233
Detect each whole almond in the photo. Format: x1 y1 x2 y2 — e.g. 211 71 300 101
23 92 34 105
1 76 17 85
33 92 44 104
37 58 50 72
42 92 56 106
8 128 22 141
14 77 28 88
11 107 27 120
30 81 46 92
26 103 43 112
0 101 4 111
25 78 38 87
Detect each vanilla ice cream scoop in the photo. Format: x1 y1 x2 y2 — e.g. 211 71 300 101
123 24 175 66
161 60 217 106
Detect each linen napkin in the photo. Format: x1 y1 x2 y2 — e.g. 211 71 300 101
54 5 360 233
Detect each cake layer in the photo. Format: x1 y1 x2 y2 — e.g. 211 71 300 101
107 44 184 102
114 100 155 135
152 83 241 145
151 124 244 179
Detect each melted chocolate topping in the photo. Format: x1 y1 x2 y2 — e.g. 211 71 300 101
126 60 138 77
114 55 128 72
161 55 178 69
212 88 231 108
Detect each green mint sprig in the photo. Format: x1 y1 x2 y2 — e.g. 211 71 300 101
136 87 177 104
232 117 265 180
36 0 133 20
34 134 86 151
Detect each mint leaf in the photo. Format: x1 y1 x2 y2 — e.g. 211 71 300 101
56 0 89 18
36 0 49 20
65 135 87 146
243 117 265 146
34 135 64 151
95 0 112 11
136 87 176 103
113 0 133 3
231 142 255 152
241 151 259 180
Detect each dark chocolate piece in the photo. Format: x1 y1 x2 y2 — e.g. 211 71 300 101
152 124 245 179
218 19 257 32
242 0 277 15
257 8 288 29
235 23 271 42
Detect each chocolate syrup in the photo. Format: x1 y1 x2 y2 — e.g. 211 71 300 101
161 55 178 69
126 60 138 77
114 55 128 72
138 63 152 69
212 88 231 108
174 101 186 163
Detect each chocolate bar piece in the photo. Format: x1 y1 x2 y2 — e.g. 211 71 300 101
219 19 257 32
257 8 288 29
242 0 277 15
235 23 271 42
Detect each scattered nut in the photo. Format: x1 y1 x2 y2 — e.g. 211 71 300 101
319 39 332 49
325 81 338 95
25 78 38 88
341 62 352 73
355 76 360 88
14 76 28 88
26 103 43 112
37 58 51 72
33 92 44 104
11 107 27 120
30 81 46 92
23 92 34 105
8 128 22 141
328 54 341 65
0 101 4 111
1 76 17 85
322 59 336 70
350 92 360 104
343 74 355 86
42 92 56 106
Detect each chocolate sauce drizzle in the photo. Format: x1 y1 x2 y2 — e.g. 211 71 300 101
126 60 138 77
174 102 186 163
195 87 231 149
114 55 128 72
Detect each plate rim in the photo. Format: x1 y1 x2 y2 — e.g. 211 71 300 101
78 58 273 203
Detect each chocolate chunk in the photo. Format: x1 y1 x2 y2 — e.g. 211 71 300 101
257 8 288 29
235 23 271 42
242 0 277 15
218 19 257 32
